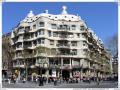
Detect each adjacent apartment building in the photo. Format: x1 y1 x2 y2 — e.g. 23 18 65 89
11 6 112 79
112 52 118 78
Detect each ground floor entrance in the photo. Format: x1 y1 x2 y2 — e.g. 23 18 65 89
62 70 70 78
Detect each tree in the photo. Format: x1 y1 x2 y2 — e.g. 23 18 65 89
2 34 15 75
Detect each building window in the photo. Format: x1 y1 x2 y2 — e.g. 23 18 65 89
71 25 76 30
33 24 36 29
38 39 44 44
59 25 63 29
38 39 41 44
83 41 87 46
63 59 70 64
53 32 58 37
17 42 22 48
33 40 37 46
81 33 85 38
38 29 44 35
71 41 77 46
25 26 30 31
48 31 51 37
58 25 69 30
83 44 86 46
39 22 44 27
68 33 73 38
41 39 44 44
71 49 77 55
50 40 54 45
18 35 23 40
41 30 44 35
83 49 88 55
35 32 37 37
31 33 34 38
77 33 80 38
51 24 57 29
80 25 86 31
63 25 68 30
18 27 24 33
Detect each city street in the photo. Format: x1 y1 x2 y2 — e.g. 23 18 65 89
2 81 118 88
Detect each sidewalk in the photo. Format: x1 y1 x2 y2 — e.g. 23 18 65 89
2 80 118 88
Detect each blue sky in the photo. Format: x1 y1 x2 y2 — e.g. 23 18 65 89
2 2 118 44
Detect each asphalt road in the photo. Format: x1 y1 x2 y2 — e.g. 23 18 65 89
2 81 118 88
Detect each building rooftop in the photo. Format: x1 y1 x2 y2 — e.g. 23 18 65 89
21 6 82 23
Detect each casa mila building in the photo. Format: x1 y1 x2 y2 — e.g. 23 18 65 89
11 6 112 80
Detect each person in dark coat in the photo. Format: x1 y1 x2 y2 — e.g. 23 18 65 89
54 78 57 86
76 78 78 83
38 76 43 86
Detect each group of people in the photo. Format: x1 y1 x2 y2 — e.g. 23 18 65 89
8 74 17 84
6 73 102 86
7 74 27 84
63 78 79 83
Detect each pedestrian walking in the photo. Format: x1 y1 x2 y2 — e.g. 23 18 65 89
35 77 38 82
42 77 44 86
38 76 41 86
44 77 47 84
88 75 91 84
76 78 78 83
96 77 100 85
13 74 16 83
8 78 11 84
54 78 57 86
66 78 69 83
22 77 26 83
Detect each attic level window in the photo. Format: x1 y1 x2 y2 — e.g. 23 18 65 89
71 25 76 30
55 17 57 18
33 24 36 29
80 25 86 31
25 26 30 31
65 16 67 18
72 17 73 18
39 22 44 27
49 16 51 17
